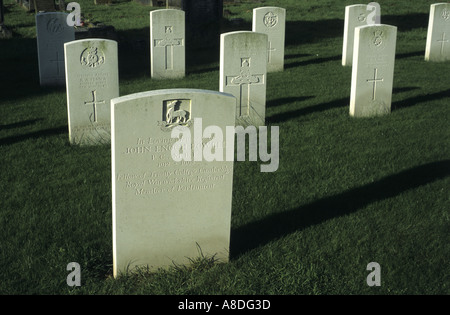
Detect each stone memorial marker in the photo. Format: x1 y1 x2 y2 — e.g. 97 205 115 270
64 39 119 145
252 6 286 72
111 89 236 277
36 12 75 86
150 9 185 79
350 24 397 117
425 3 450 62
342 4 381 66
220 31 267 127
182 0 223 49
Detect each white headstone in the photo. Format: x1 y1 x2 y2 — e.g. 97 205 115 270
350 24 397 117
252 6 286 72
111 89 236 277
220 31 267 127
425 3 450 62
342 4 381 66
150 9 185 79
36 12 75 86
64 39 119 145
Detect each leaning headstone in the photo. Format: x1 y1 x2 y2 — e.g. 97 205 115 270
350 24 397 117
425 3 450 62
150 9 185 79
64 39 119 145
36 12 75 86
252 6 286 72
33 0 58 12
111 89 236 277
182 0 223 49
220 31 267 127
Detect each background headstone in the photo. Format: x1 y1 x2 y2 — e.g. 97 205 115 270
220 31 267 127
64 39 119 145
252 6 286 72
343 4 369 66
33 0 58 12
111 89 236 277
182 0 223 49
350 24 397 117
150 9 185 79
36 12 75 86
425 3 450 62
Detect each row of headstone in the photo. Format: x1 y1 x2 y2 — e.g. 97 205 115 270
34 4 448 276
343 3 449 118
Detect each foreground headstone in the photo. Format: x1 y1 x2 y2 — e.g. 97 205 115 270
111 89 236 277
36 12 75 86
252 6 286 72
220 31 267 127
350 24 397 117
64 39 119 145
150 9 185 79
425 3 450 62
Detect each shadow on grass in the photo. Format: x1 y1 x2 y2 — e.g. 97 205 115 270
0 126 67 146
266 96 314 108
0 118 44 130
267 97 348 123
230 159 450 258
392 88 450 110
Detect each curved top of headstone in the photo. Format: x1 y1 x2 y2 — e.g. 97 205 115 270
111 88 235 105
150 8 185 16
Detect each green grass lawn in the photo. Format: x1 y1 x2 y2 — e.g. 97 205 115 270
0 0 449 295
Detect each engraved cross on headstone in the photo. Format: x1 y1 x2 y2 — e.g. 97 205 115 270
366 68 384 101
49 51 64 76
226 58 264 117
437 32 449 55
154 26 183 70
84 90 105 123
267 41 276 63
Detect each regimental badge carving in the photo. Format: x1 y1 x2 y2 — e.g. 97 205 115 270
165 26 173 33
47 18 64 34
442 8 450 21
80 47 105 68
159 99 192 131
371 30 386 50
358 13 367 22
263 12 278 28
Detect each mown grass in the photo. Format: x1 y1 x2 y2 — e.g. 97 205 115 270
0 0 449 294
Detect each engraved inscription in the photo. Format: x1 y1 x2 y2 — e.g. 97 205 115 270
80 47 105 68
263 12 278 28
78 73 109 89
118 136 231 196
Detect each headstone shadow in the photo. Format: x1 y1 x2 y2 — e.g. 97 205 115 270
230 159 450 258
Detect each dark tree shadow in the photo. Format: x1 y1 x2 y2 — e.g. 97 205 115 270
0 126 67 146
230 160 450 258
